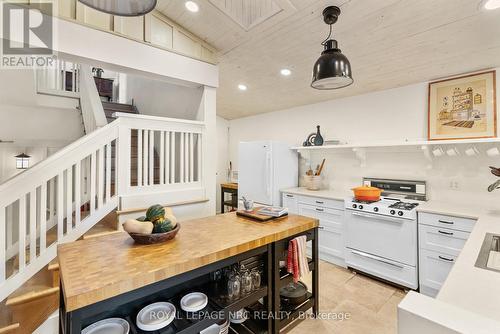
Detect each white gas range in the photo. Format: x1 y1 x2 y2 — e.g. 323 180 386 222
344 178 427 290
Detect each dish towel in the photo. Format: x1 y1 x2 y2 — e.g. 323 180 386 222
287 236 309 282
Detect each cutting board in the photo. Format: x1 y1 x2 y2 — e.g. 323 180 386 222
236 209 287 222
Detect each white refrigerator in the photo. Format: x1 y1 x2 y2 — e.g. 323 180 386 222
238 141 298 206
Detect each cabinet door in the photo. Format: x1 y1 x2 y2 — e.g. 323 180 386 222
282 193 298 214
319 226 344 260
419 248 456 294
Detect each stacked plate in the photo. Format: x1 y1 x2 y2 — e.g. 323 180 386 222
82 318 129 334
180 292 208 312
136 302 176 331
219 320 230 334
229 309 247 324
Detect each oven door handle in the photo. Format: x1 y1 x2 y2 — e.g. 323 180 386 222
350 211 408 223
351 249 405 269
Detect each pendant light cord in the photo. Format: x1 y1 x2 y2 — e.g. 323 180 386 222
321 24 333 46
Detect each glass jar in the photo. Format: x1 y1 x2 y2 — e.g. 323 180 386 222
241 270 253 295
227 272 241 301
251 269 261 290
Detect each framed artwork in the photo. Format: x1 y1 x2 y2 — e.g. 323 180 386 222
428 70 497 140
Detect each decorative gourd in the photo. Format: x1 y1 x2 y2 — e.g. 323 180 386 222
164 213 177 228
146 205 165 222
123 219 154 234
152 218 173 234
136 216 147 222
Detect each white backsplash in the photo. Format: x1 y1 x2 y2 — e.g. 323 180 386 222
300 148 500 208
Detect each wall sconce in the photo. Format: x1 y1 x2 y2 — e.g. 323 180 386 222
15 153 30 169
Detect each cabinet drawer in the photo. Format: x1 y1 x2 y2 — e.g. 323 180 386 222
345 248 418 289
418 212 476 233
298 204 344 231
419 248 456 291
282 193 298 214
419 224 469 256
297 195 344 209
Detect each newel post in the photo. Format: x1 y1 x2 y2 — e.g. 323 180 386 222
116 119 131 208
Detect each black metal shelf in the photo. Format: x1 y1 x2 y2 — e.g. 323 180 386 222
230 317 267 334
113 282 269 334
207 284 269 313
279 293 314 328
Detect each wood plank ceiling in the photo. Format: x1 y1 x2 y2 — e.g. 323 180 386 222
156 0 500 120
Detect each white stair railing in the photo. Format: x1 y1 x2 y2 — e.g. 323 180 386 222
36 59 80 98
79 65 108 133
0 114 205 302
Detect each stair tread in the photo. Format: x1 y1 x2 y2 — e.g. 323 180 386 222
0 323 20 334
47 260 59 271
10 289 59 334
6 286 59 306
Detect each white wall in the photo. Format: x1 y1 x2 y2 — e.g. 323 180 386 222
216 116 230 213
0 105 84 146
226 70 500 207
123 74 203 120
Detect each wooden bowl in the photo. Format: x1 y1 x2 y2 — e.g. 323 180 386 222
128 223 181 245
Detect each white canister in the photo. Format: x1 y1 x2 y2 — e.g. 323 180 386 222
305 175 322 191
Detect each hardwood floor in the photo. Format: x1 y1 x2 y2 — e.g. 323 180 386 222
288 261 407 334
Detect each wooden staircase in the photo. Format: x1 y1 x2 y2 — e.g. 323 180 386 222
0 211 120 334
102 101 161 186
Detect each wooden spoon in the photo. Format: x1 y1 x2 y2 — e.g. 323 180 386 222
489 166 500 177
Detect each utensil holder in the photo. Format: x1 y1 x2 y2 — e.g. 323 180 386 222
305 175 322 191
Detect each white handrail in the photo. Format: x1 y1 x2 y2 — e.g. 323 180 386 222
79 65 108 133
0 114 206 302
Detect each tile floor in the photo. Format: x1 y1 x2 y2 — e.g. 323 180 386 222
288 261 407 334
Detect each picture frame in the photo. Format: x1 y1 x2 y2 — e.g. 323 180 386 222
428 70 497 140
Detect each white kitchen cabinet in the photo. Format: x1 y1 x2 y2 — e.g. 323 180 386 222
282 191 346 267
418 212 475 297
419 249 457 297
282 193 298 214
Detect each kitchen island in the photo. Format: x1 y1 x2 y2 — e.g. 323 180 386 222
58 212 319 334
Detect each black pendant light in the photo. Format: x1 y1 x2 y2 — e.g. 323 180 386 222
311 6 353 90
78 0 157 17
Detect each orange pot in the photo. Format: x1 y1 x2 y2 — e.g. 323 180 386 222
352 186 382 202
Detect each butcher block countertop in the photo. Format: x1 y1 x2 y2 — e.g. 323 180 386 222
58 212 318 312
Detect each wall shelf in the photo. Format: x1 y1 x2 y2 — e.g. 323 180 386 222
291 137 500 151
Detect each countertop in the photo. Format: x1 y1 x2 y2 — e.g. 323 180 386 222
281 187 351 201
58 212 318 312
284 187 500 325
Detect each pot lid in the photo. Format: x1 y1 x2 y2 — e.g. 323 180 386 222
351 186 381 191
279 281 308 298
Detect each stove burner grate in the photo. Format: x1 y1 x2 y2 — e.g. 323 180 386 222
388 201 419 211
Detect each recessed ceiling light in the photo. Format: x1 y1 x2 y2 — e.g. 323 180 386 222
485 0 500 9
280 68 292 76
238 84 247 91
185 1 199 12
